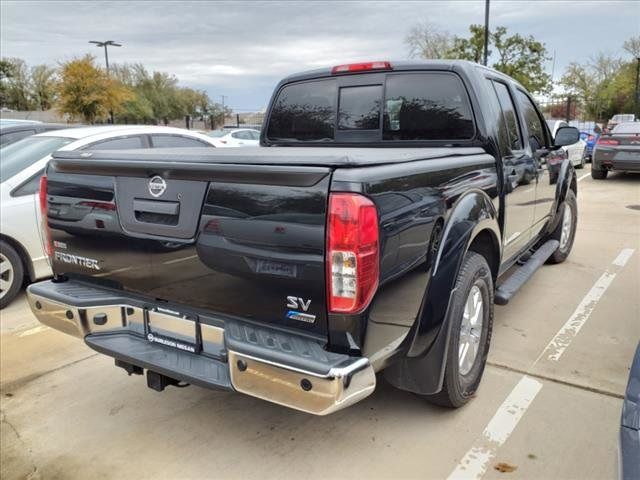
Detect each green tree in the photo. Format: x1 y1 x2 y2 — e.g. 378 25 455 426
56 55 132 123
30 64 56 110
1 57 34 110
448 24 486 63
0 58 14 107
491 27 550 94
111 63 219 124
407 23 551 93
560 39 637 121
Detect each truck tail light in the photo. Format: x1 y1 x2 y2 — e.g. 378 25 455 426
38 175 53 259
597 137 619 145
327 193 379 314
331 61 392 74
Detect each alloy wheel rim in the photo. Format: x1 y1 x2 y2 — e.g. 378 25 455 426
459 284 484 376
0 253 14 300
560 206 573 250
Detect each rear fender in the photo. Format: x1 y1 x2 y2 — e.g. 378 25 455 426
383 189 500 395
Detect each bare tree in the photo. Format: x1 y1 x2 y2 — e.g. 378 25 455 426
623 35 640 58
405 22 453 60
588 52 623 83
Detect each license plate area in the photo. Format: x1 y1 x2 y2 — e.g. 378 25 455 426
255 259 297 278
145 307 200 353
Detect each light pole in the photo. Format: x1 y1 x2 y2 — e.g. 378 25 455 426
483 0 490 66
635 57 640 119
89 40 122 123
220 95 228 128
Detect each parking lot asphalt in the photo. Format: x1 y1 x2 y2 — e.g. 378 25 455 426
1 166 639 480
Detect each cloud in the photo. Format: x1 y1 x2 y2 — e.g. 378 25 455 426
1 0 638 110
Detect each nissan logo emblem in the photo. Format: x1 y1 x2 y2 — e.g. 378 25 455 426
148 175 167 197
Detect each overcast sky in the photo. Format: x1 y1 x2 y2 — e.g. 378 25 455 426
1 1 639 110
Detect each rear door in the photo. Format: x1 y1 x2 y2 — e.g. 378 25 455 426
514 89 555 237
486 79 536 260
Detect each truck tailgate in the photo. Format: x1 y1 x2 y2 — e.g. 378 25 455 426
44 155 332 337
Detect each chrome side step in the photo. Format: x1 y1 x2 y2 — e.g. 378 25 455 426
495 239 560 305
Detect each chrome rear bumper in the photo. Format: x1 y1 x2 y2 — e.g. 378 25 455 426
26 280 375 415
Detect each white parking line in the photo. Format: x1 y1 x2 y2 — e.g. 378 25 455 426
577 172 590 182
448 376 543 480
536 247 634 363
447 247 634 479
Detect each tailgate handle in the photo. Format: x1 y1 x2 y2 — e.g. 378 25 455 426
133 199 179 215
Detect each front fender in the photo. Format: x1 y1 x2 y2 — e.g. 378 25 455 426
384 189 500 395
547 159 577 233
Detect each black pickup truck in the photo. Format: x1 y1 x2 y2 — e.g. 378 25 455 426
28 60 580 414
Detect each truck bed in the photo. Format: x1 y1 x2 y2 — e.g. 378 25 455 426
52 146 486 168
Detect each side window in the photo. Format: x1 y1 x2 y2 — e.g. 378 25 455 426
491 81 523 152
1 130 36 146
515 90 547 151
12 170 43 197
249 130 260 140
151 135 208 148
231 131 243 139
85 136 145 150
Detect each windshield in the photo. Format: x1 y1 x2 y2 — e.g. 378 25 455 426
0 136 74 182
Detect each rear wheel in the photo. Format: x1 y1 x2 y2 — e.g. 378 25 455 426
576 155 585 169
547 189 577 264
0 241 24 309
424 251 493 408
591 167 607 179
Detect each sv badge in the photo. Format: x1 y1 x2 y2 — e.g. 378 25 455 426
286 296 311 312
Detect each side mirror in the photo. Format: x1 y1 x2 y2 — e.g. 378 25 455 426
554 126 580 147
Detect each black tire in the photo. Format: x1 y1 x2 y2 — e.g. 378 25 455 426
547 189 577 264
591 167 607 179
424 251 494 408
576 155 585 169
0 240 25 309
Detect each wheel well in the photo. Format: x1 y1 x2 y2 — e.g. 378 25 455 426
570 174 577 197
0 234 33 281
467 230 499 282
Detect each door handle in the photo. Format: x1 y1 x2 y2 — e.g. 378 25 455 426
133 199 179 215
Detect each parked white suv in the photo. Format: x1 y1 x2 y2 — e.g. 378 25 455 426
0 125 217 307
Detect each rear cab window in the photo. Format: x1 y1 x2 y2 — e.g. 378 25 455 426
266 71 475 144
